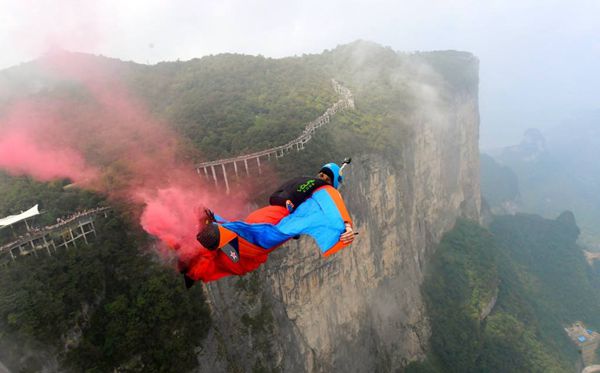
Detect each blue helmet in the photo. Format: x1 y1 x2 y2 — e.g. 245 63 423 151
319 162 342 189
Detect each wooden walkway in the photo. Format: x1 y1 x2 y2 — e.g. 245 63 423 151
195 79 354 192
0 207 111 264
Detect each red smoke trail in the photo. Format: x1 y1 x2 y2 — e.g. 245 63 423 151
0 51 249 263
0 126 99 182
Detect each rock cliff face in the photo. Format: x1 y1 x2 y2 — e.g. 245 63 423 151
198 51 481 372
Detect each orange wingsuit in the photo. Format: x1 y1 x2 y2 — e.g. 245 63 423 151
185 205 290 282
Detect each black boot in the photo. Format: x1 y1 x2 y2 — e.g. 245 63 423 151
197 223 220 250
177 259 188 274
183 274 196 289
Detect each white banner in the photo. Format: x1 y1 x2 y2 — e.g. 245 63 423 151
0 204 40 228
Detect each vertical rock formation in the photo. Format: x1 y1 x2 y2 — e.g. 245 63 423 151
198 48 481 372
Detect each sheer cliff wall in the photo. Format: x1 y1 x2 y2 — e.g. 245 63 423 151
198 51 481 373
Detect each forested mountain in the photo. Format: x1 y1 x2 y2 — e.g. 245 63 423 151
0 41 484 372
0 41 477 162
409 213 600 372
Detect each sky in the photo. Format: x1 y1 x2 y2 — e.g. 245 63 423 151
1 0 599 149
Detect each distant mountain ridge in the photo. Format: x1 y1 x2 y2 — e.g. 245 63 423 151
482 111 600 247
500 128 547 162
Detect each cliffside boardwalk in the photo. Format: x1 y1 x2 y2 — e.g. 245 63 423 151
0 207 111 265
194 79 354 193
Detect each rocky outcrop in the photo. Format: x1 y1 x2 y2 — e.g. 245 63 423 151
0 360 11 373
198 50 481 372
480 287 499 321
501 128 547 163
584 250 600 266
583 365 600 373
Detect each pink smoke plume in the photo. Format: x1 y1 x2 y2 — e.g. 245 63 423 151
0 128 99 182
138 187 212 262
0 51 252 263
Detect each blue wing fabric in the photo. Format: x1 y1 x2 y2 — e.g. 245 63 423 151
222 188 346 253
